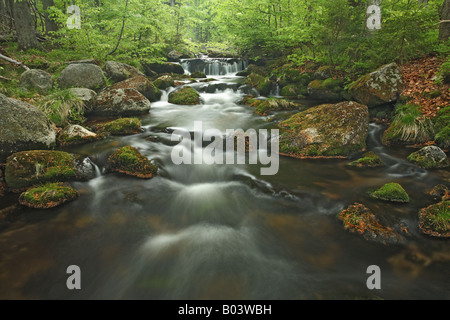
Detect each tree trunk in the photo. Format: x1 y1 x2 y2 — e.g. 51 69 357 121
12 0 40 51
42 0 58 34
439 0 450 41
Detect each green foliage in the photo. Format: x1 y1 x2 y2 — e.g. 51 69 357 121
383 104 435 144
37 89 86 126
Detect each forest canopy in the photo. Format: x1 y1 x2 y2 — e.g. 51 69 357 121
0 0 449 73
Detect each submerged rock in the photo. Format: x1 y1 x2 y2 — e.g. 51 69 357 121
19 69 53 93
348 63 403 108
19 182 79 209
168 86 200 105
107 145 157 179
346 151 386 168
407 146 449 169
278 101 369 158
58 63 106 90
338 203 405 245
369 182 410 203
0 94 56 162
418 201 450 238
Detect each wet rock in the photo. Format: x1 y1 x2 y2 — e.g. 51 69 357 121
110 76 161 102
58 124 101 147
154 75 175 90
0 94 56 162
58 63 106 90
19 69 53 93
91 87 151 116
369 182 410 203
245 73 271 96
338 203 405 245
103 61 145 83
92 118 142 136
278 101 369 158
252 98 302 116
407 146 449 169
142 62 185 75
418 201 450 238
346 151 386 168
190 71 207 78
428 184 449 201
168 86 200 105
5 150 82 189
18 182 79 209
307 78 343 101
107 145 157 179
348 63 403 108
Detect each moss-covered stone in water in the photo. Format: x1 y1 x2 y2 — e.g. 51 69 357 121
168 86 200 105
245 73 271 96
369 182 410 203
254 98 302 116
5 150 77 189
406 146 449 169
19 182 78 209
107 145 157 179
96 118 142 136
190 71 207 78
338 203 402 245
346 151 386 168
418 201 450 238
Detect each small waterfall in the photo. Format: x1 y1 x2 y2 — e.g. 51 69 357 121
181 57 248 76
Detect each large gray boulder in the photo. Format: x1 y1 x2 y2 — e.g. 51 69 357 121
90 87 151 116
19 69 53 93
103 61 145 83
0 94 56 162
68 88 97 111
348 63 403 108
58 63 106 90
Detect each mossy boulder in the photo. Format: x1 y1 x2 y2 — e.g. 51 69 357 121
0 94 56 162
110 76 161 102
190 71 207 78
418 201 450 238
58 124 101 147
307 78 343 101
314 66 333 80
168 86 200 105
103 61 145 83
253 98 302 116
369 182 410 203
154 75 175 90
433 106 450 149
348 63 403 108
19 182 79 209
107 145 157 179
346 151 386 168
280 83 308 99
92 87 151 116
338 203 405 245
278 101 369 158
5 150 80 189
93 118 142 136
407 146 449 169
245 73 272 96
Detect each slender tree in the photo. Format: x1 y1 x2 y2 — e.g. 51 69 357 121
439 0 449 41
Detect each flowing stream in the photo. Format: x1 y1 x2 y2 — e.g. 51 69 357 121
0 59 449 300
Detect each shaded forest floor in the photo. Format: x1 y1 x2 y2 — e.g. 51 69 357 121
400 55 449 118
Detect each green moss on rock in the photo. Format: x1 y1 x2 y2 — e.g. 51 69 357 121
190 71 207 78
5 150 78 189
254 98 302 116
19 182 79 209
418 201 450 238
407 146 449 169
168 86 200 105
94 118 142 136
369 182 410 203
107 145 157 179
346 151 386 168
